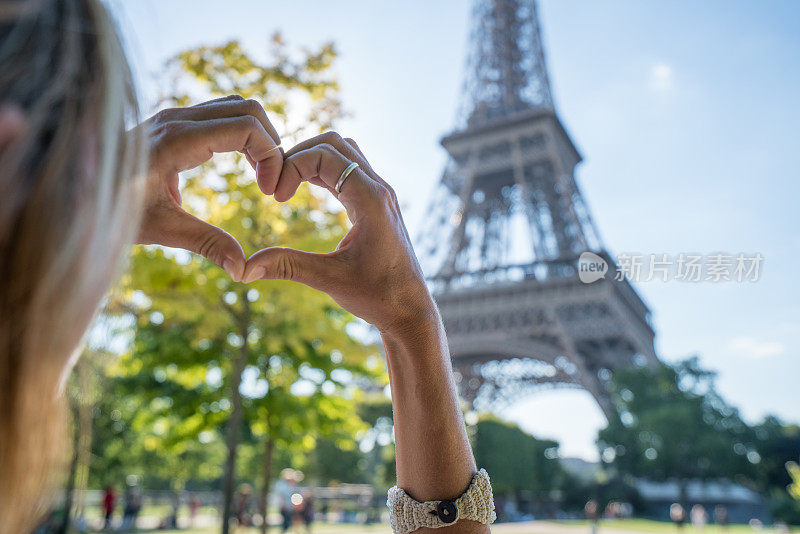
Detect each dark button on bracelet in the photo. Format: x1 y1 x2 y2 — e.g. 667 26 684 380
436 499 458 523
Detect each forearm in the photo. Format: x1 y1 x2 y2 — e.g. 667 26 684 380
240 130 492 531
382 310 490 534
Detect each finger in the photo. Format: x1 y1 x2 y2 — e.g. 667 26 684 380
342 137 411 242
176 97 282 185
244 152 256 170
178 98 281 147
191 94 244 107
153 208 246 282
274 144 378 211
286 132 396 196
242 247 344 293
286 132 371 178
311 136 408 249
280 132 376 198
343 137 368 167
157 117 282 192
342 137 392 190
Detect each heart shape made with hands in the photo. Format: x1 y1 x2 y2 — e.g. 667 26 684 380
135 95 434 335
136 96 372 284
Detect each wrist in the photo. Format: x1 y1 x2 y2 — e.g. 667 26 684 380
379 293 443 341
379 308 450 378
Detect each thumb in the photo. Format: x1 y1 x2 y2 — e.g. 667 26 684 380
142 207 246 281
243 247 342 290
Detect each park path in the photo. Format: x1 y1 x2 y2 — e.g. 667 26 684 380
493 521 603 534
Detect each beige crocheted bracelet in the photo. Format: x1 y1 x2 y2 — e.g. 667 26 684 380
386 469 496 534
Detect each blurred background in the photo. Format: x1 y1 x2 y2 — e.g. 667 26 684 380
39 1 800 533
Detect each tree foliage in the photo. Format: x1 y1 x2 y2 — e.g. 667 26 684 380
472 415 566 497
750 417 800 524
82 36 386 530
598 358 760 496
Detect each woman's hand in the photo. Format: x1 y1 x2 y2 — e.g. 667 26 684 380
245 133 487 532
242 132 438 336
137 95 283 282
247 133 488 532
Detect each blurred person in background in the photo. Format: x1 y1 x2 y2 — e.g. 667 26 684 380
690 504 708 530
0 0 491 533
670 503 686 529
235 483 253 527
101 486 116 530
584 500 599 534
300 488 315 532
275 469 298 531
189 495 201 527
714 505 729 529
121 484 142 530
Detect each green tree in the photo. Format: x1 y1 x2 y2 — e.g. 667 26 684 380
597 358 757 505
241 337 373 534
472 415 567 507
59 350 107 533
356 395 397 490
772 459 800 525
102 36 381 534
749 416 800 524
301 395 397 488
789 461 800 501
750 416 800 493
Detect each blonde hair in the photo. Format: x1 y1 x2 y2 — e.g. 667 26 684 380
0 0 145 531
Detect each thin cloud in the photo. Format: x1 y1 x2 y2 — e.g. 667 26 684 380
650 62 674 90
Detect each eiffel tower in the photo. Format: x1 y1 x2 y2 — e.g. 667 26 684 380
419 0 658 417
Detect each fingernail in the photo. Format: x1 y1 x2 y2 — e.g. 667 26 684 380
242 266 266 284
222 259 241 282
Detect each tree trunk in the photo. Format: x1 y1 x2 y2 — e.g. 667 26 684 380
73 362 94 527
678 478 689 509
58 357 94 534
221 349 246 534
221 348 247 534
221 297 251 534
56 402 81 534
259 436 275 534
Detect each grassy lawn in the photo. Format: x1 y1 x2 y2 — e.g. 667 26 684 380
96 518 795 534
556 519 777 533
88 525 390 534
82 505 219 522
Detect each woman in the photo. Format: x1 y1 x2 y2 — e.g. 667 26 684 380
0 1 494 533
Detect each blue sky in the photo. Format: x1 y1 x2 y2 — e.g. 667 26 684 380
111 0 800 460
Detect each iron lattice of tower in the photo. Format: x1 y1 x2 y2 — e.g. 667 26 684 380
418 0 658 417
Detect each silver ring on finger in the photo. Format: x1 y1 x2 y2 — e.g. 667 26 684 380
335 161 359 194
